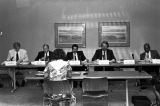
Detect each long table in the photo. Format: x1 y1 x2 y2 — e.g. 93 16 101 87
25 70 152 106
0 65 46 92
0 63 154 106
0 62 159 92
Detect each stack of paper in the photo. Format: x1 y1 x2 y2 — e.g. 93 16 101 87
4 61 17 66
98 60 109 65
31 61 46 65
69 61 80 65
123 60 135 64
152 59 160 64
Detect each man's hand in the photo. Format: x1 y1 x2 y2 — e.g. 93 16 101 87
40 57 45 61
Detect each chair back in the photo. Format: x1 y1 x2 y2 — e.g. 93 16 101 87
43 80 72 95
82 77 108 92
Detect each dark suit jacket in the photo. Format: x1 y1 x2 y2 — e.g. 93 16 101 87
140 50 160 75
92 49 116 61
140 50 160 60
65 51 86 71
35 51 53 61
65 51 86 61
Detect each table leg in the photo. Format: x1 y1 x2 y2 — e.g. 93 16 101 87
11 69 16 93
126 80 129 106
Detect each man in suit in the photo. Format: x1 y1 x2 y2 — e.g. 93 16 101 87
140 43 160 75
66 44 86 62
7 42 29 87
140 43 160 88
66 44 87 88
35 44 54 87
35 44 53 61
92 41 116 71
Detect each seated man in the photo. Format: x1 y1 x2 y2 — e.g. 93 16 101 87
92 41 116 71
35 44 54 87
35 44 53 62
65 44 87 88
65 44 87 71
140 43 160 88
7 42 29 87
140 43 160 76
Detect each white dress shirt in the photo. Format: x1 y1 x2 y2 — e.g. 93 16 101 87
44 51 49 60
102 50 107 60
145 51 151 60
7 49 29 62
73 53 78 61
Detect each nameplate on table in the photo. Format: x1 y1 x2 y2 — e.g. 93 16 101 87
31 61 46 66
4 61 17 66
98 60 109 65
152 59 160 64
123 60 135 64
69 61 80 65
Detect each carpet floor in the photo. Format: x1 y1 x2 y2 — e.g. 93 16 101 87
0 80 156 106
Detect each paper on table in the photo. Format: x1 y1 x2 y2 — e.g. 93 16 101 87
123 60 135 64
69 60 80 65
98 60 109 65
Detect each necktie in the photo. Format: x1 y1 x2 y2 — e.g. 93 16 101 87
102 51 107 60
102 51 105 60
74 53 76 60
45 52 48 61
146 53 149 60
16 52 19 61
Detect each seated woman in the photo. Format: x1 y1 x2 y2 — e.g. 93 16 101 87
43 59 74 106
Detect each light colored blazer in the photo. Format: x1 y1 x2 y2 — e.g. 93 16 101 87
7 49 29 62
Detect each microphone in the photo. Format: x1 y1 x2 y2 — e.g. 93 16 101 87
132 53 134 59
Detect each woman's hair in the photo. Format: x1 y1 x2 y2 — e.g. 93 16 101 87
52 49 66 60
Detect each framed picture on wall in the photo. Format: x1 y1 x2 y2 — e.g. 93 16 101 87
55 23 86 48
98 22 130 47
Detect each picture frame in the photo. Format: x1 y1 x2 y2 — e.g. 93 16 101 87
55 23 86 48
98 22 130 47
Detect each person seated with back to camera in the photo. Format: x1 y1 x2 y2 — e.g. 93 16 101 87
52 48 66 61
92 41 116 71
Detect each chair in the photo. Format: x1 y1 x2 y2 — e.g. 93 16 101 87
152 83 160 106
82 77 108 106
43 79 74 106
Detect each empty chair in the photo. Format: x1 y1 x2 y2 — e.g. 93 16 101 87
82 77 108 106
